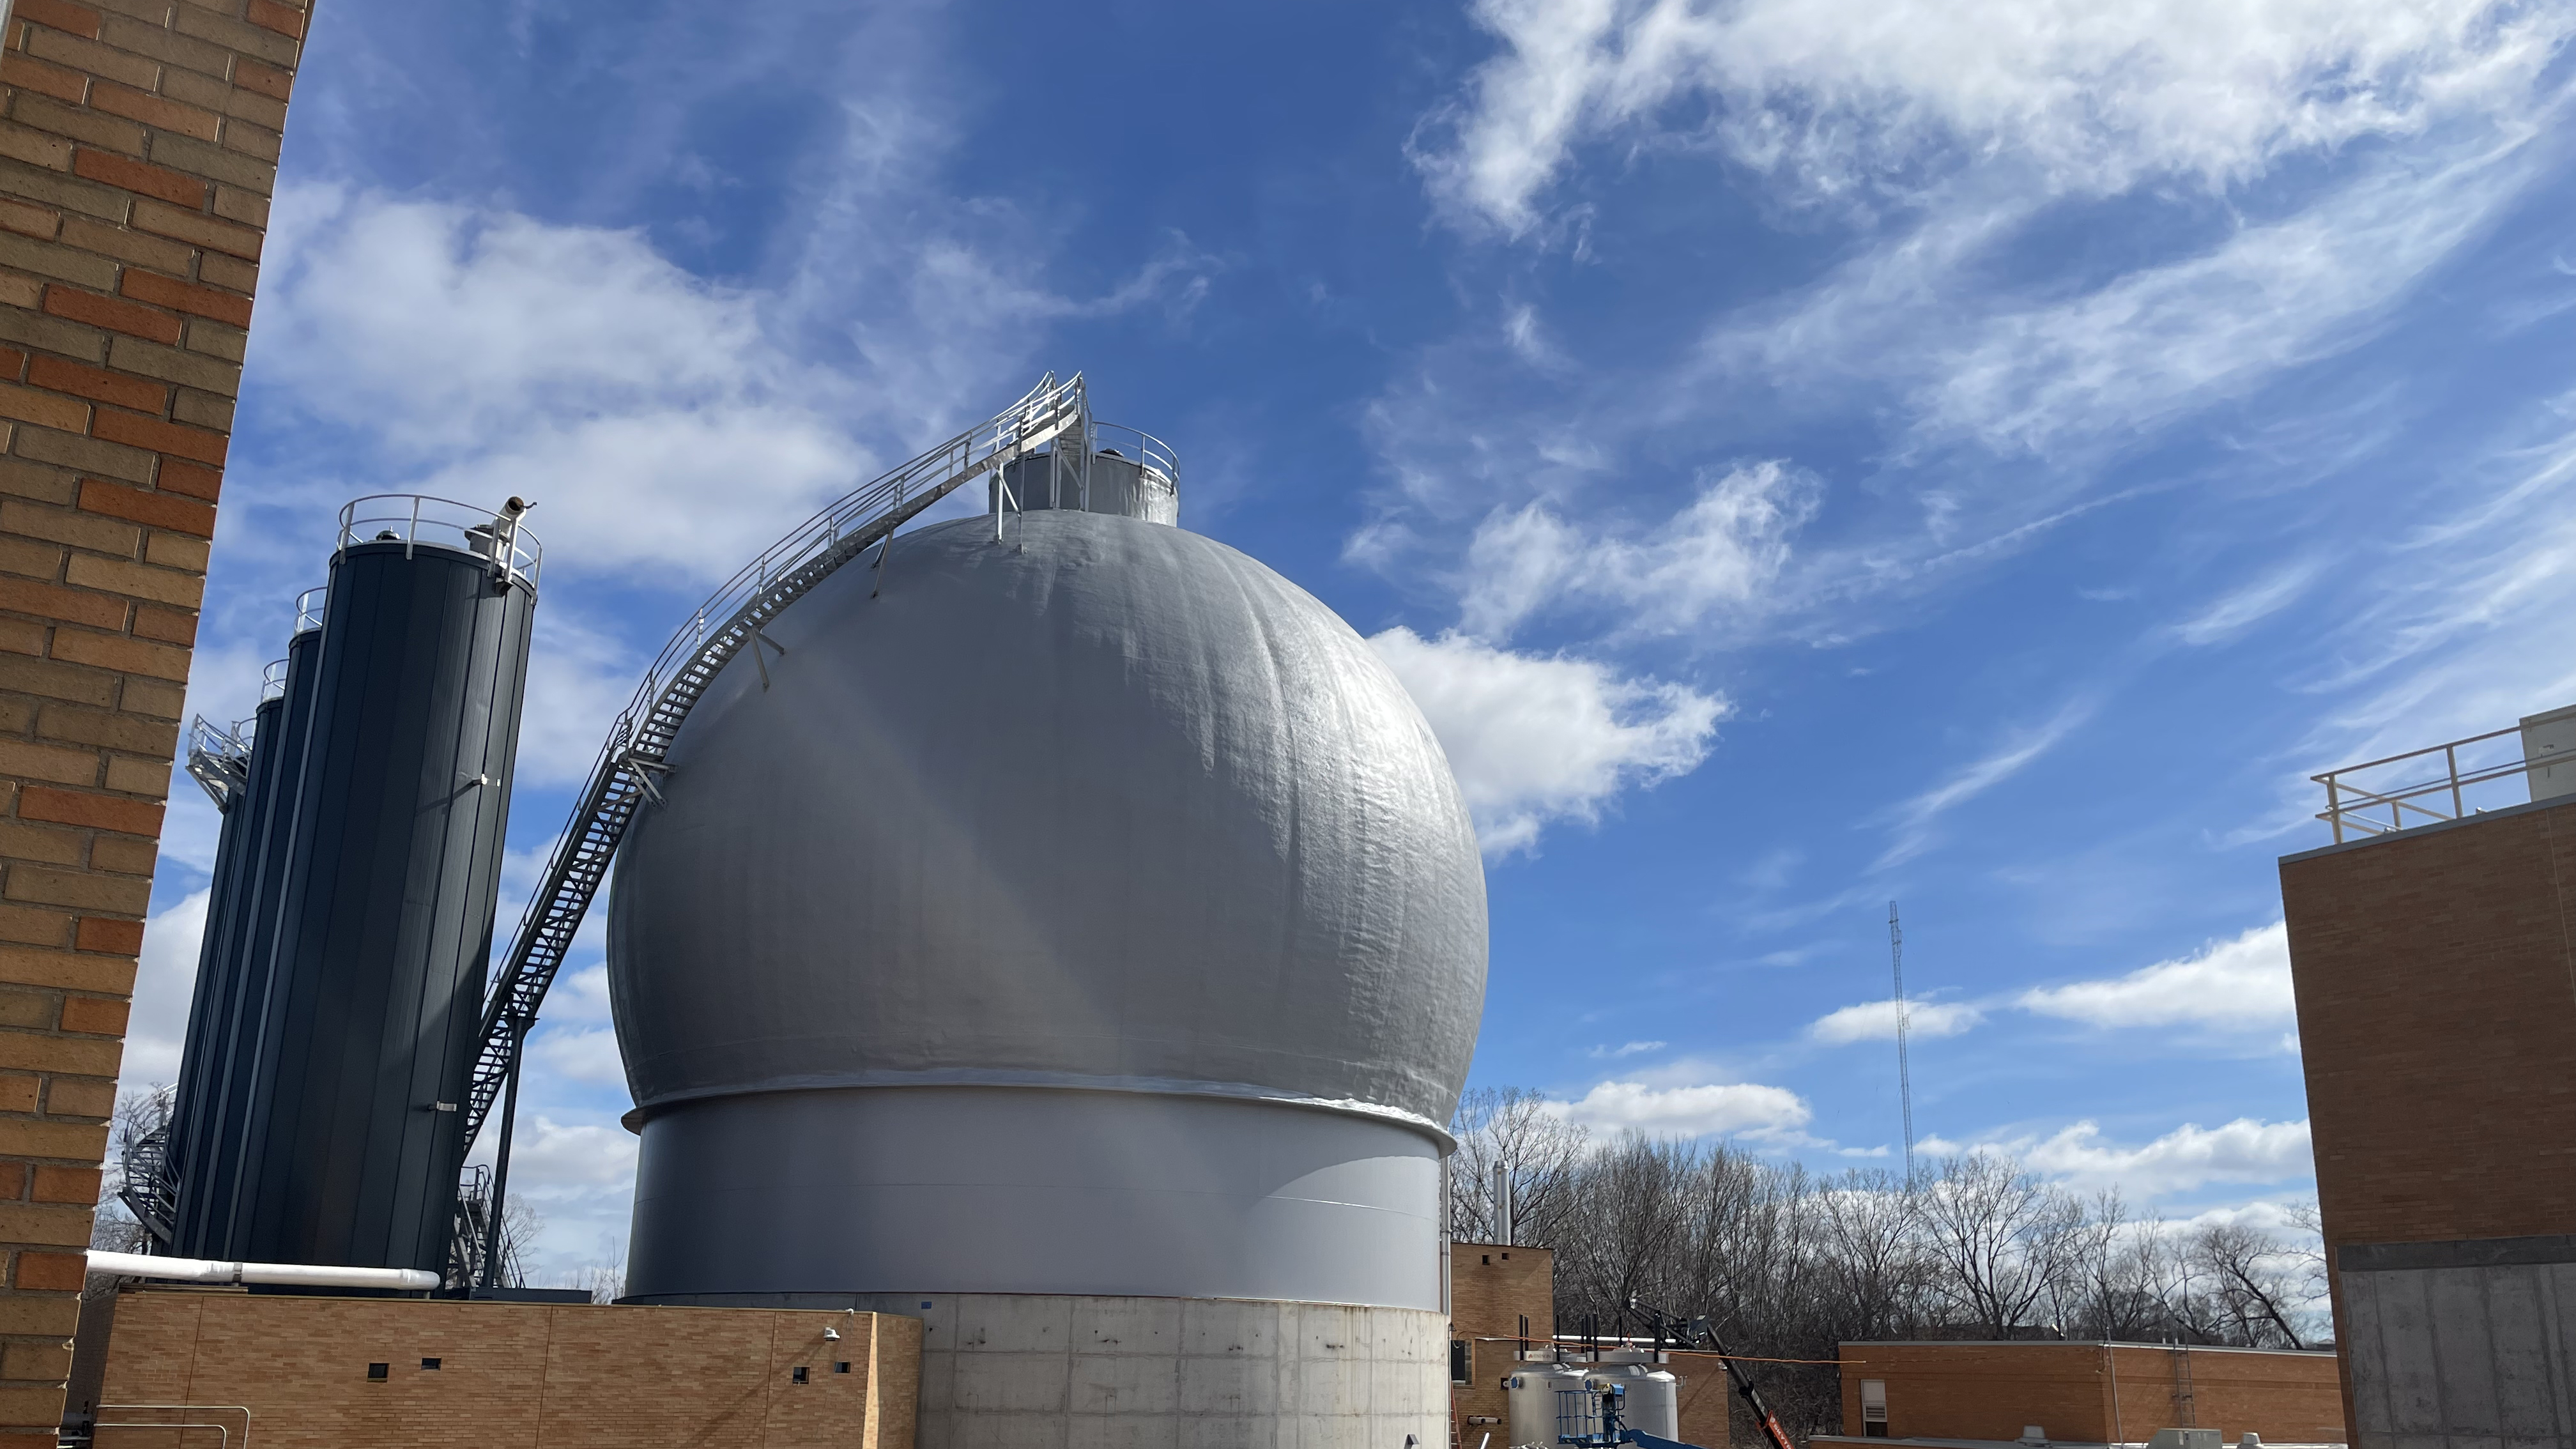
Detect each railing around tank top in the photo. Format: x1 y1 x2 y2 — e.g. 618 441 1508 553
337 494 543 588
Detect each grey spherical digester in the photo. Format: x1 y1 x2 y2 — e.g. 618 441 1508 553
609 506 1487 1313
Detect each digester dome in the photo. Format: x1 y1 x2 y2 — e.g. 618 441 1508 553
606 510 1487 1133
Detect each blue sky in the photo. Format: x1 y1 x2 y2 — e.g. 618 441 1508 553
126 0 2576 1280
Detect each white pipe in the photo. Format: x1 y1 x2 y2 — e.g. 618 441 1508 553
88 1251 439 1292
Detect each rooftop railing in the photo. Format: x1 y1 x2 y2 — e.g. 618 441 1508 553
338 494 542 590
2315 720 2569 843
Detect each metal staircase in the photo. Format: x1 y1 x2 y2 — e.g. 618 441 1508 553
459 372 1092 1146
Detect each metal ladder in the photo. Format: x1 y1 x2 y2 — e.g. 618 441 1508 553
459 372 1091 1146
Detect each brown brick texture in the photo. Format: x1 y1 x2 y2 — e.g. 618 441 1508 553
1825 1342 2345 1445
2278 800 2576 1430
0 0 311 1435
96 1289 923 1448
1448 1242 1554 1443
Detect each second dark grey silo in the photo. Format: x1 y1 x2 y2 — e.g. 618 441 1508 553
164 706 263 1252
233 498 539 1275
170 608 325 1260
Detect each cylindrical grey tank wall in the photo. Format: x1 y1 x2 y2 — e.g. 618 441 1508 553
172 627 324 1260
993 450 1178 525
232 541 535 1273
622 1088 1443 1308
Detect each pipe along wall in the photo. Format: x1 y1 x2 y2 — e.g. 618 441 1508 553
165 510 537 1278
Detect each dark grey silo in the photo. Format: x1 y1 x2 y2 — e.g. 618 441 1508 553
170 621 324 1259
164 700 266 1254
233 530 537 1273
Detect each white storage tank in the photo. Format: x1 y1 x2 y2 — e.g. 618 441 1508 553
1506 1352 1591 1448
1587 1353 1683 1441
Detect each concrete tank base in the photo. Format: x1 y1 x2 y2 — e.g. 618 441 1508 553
625 1290 1449 1448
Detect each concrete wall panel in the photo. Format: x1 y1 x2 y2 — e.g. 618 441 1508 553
2347 1252 2576 1449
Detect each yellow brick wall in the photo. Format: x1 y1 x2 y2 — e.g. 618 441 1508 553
92 1288 921 1449
1450 1243 1553 1443
0 0 318 1435
1833 1342 2345 1445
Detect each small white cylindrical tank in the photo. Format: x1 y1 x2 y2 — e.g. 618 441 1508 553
1588 1353 1683 1441
1507 1353 1591 1448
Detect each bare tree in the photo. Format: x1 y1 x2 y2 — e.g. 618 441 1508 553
1554 1133 1694 1322
489 1197 544 1289
1812 1169 1929 1343
568 1242 626 1305
2191 1221 2311 1349
1446 1087 1589 1245
90 1085 174 1254
1915 1154 2080 1337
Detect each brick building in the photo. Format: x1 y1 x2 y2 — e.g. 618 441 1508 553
0 0 313 1438
1815 1341 2343 1446
2281 706 2576 1449
92 1287 919 1447
1450 1241 1552 1443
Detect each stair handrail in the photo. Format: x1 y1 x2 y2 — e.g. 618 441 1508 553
459 372 1089 1144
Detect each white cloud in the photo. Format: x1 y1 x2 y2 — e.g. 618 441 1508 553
2014 1117 2315 1195
1460 461 1820 639
256 185 861 584
2175 562 2325 646
125 889 210 1089
1554 1078 1814 1138
2020 921 2295 1030
1588 1039 1669 1059
515 611 650 788
1809 998 1984 1044
1370 627 1724 854
531 1026 628 1089
1876 698 2096 868
1420 0 2564 231
1900 141 2538 456
499 1114 640 1190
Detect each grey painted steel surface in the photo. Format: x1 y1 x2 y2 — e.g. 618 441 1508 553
233 539 536 1273
2340 1238 2576 1449
609 509 1485 1134
994 448 1177 525
610 504 1484 1317
173 625 325 1259
622 1088 1443 1306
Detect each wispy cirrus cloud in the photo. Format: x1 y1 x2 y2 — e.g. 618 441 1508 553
1418 0 2566 233
1873 698 2097 869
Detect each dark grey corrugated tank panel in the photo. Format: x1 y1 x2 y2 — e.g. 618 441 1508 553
610 510 1486 1132
234 541 535 1273
174 630 323 1258
165 696 266 1252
